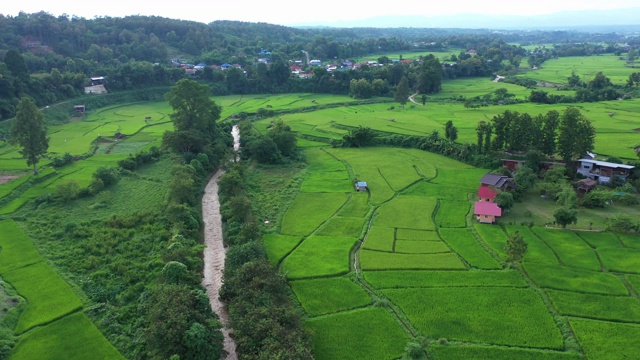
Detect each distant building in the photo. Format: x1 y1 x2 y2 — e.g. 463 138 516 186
576 159 635 184
479 173 516 191
355 181 368 192
478 186 498 203
309 60 322 66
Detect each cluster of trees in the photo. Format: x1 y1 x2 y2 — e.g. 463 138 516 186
530 71 640 105
239 118 298 164
218 162 313 358
476 107 595 163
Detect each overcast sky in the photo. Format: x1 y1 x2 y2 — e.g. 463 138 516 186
2 0 639 25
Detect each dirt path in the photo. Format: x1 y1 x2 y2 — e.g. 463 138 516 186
408 91 421 105
202 125 239 360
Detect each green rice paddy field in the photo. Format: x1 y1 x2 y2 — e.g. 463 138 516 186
261 143 640 359
0 71 639 359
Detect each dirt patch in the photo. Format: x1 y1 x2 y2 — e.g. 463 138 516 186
0 174 22 185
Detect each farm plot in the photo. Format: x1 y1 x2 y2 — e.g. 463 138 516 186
362 226 395 252
300 148 352 193
0 220 83 334
396 228 441 241
364 270 527 289
360 250 465 271
315 216 365 237
306 308 408 360
282 236 358 279
474 223 509 259
434 201 469 228
505 225 559 267
570 318 640 360
403 182 469 201
383 287 564 349
598 248 640 274
546 289 640 323
373 196 437 230
395 240 450 254
263 234 303 266
429 345 583 360
290 277 371 316
577 231 624 249
619 234 640 249
9 312 124 360
439 228 501 269
280 193 348 235
628 275 640 294
524 264 628 295
530 228 601 271
335 193 370 218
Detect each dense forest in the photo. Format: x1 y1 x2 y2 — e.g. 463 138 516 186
0 11 636 121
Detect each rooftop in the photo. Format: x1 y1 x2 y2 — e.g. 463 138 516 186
474 201 502 216
578 159 635 170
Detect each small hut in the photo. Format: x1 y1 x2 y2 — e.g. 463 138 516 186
74 105 86 113
355 181 368 192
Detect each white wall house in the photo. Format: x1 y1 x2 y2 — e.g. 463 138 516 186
577 159 635 184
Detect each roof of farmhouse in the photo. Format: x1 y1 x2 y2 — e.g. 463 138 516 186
578 159 635 170
474 201 502 216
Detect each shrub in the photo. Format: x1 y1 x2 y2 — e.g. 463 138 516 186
582 190 613 208
605 215 639 233
50 152 74 168
55 180 81 202
93 167 119 187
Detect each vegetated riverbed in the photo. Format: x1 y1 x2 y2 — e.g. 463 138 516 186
202 125 239 360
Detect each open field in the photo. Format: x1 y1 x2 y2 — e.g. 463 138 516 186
519 54 637 85
2 86 639 360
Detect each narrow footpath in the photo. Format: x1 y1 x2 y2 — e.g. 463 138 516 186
202 125 240 360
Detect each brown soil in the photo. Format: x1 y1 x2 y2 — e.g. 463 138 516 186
0 174 22 185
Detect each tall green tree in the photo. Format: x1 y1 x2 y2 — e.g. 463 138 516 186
554 207 578 228
444 120 458 141
557 107 595 162
10 97 49 175
539 110 559 156
395 77 410 108
163 79 222 158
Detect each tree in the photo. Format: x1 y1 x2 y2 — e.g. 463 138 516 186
268 119 297 157
395 77 410 108
444 120 458 141
10 97 49 175
421 94 427 106
495 192 514 211
554 207 578 228
505 231 527 263
539 110 559 156
557 107 595 162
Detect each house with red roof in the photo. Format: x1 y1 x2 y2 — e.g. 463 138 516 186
478 186 498 202
474 201 502 224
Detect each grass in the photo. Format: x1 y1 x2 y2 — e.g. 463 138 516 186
306 308 408 360
362 226 395 252
529 227 601 271
263 234 303 266
280 192 348 236
519 54 636 85
439 228 502 269
359 250 465 271
598 248 640 274
315 217 365 237
577 231 625 249
374 196 437 230
383 287 564 349
364 270 527 289
395 240 450 254
5 262 84 334
570 318 640 360
429 345 583 360
546 289 640 322
524 264 629 295
396 229 441 241
9 312 124 360
434 201 469 228
619 234 640 249
628 275 640 294
335 193 370 218
290 277 371 316
282 236 358 279
505 225 559 267
474 224 509 259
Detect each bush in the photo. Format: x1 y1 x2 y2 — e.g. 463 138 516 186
51 152 74 168
582 190 613 208
93 167 119 188
605 215 639 233
55 180 81 202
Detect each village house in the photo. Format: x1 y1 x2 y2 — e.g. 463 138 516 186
355 181 368 192
576 159 635 184
477 186 498 202
474 201 502 224
479 173 516 191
